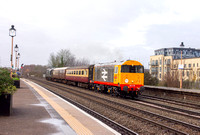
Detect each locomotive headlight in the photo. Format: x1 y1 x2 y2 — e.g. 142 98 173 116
125 79 129 83
132 80 134 83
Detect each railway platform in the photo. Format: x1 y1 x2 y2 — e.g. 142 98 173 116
0 79 119 135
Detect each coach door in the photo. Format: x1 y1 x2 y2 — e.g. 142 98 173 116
114 65 119 84
88 65 94 82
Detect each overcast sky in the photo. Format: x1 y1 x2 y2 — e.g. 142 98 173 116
1 0 200 68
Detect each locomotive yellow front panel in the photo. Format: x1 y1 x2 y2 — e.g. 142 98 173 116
120 73 144 86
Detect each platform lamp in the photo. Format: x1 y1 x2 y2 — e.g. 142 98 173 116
180 42 184 89
17 53 20 71
14 44 19 70
9 25 16 78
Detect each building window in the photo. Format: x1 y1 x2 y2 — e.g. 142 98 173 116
167 67 170 72
160 59 162 65
184 64 186 68
183 71 184 77
189 64 191 68
197 63 199 67
193 63 195 67
167 59 171 64
187 71 189 77
156 60 158 65
160 74 161 79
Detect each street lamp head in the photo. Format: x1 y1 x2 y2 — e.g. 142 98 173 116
180 42 184 48
9 25 16 37
14 44 19 52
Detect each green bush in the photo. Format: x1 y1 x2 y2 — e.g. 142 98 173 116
144 72 159 86
0 68 17 95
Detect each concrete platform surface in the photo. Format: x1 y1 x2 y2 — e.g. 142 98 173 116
0 79 119 135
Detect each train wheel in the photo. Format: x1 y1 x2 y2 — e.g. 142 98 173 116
131 91 138 99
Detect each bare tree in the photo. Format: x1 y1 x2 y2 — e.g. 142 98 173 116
163 70 179 88
48 53 58 67
74 58 90 66
57 49 76 67
48 49 90 67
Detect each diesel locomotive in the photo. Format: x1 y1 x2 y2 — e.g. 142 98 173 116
46 60 144 98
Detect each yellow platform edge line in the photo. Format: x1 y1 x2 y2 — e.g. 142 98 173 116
27 81 93 135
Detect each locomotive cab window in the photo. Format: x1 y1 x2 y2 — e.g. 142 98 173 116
121 65 144 73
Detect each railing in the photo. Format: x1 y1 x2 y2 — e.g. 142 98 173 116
151 63 159 66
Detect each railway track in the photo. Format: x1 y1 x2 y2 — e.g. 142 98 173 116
131 97 200 121
141 95 200 109
28 78 200 134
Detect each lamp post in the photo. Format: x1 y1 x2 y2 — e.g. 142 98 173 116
9 25 16 78
17 53 20 70
180 42 184 89
14 44 19 70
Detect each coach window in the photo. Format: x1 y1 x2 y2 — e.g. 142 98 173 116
79 71 81 75
74 71 75 74
76 71 78 75
82 71 84 75
114 67 118 73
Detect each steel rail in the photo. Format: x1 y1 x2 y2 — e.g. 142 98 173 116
141 95 200 109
